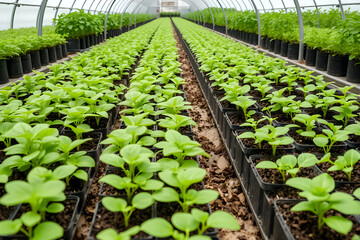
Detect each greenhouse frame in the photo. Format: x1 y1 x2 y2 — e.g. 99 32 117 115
1 0 360 240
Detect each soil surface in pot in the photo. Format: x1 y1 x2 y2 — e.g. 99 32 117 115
253 157 319 184
317 162 360 182
0 205 15 220
277 201 360 240
16 198 77 230
90 203 152 239
64 133 100 152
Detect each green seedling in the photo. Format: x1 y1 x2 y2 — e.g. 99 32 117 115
286 173 360 235
256 153 318 182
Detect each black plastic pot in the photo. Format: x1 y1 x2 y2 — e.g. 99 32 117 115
88 201 155 240
39 48 49 66
251 33 258 45
48 46 57 63
6 196 80 240
55 45 63 60
315 50 328 71
85 35 91 48
0 60 9 83
287 43 299 60
265 37 270 49
272 199 301 240
80 37 86 49
30 51 41 69
6 56 23 78
89 35 95 46
280 41 289 57
65 170 91 214
67 39 81 52
20 54 32 74
268 39 275 52
261 37 267 48
327 54 348 77
274 39 281 54
346 59 360 83
305 47 317 66
61 44 68 58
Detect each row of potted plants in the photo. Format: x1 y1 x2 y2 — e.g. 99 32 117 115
89 18 240 240
0 19 163 240
185 9 360 83
54 10 155 52
174 17 360 240
0 26 68 83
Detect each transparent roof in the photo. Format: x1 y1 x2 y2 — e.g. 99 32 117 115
0 0 359 30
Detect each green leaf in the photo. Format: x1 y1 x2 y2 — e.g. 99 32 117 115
46 203 64 213
324 216 352 235
172 212 199 232
53 165 77 179
256 161 278 169
102 197 127 212
0 219 22 236
74 169 88 182
152 187 179 202
192 189 219 204
21 211 41 227
32 222 64 240
207 211 240 230
141 218 173 238
132 192 154 209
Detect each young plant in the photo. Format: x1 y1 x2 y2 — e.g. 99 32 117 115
99 144 162 201
220 82 250 103
65 124 93 140
153 167 218 212
156 96 192 115
96 226 140 240
305 95 336 118
154 130 209 164
293 113 321 139
330 99 359 126
238 125 295 156
232 96 256 120
313 120 350 154
328 149 360 181
102 192 154 227
141 210 240 240
158 113 197 131
256 153 318 182
286 173 360 235
2 123 60 170
0 168 66 239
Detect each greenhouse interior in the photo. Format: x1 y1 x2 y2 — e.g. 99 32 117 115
1 0 360 239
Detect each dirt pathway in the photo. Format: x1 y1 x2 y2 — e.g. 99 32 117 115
172 24 261 240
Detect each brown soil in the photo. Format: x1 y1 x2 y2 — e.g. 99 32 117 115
0 205 15 220
74 121 121 239
89 203 152 239
317 162 360 182
173 25 260 240
277 201 360 240
253 157 319 184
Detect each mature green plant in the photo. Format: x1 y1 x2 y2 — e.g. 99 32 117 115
286 173 360 235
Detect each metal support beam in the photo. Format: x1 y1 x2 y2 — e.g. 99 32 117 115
338 0 345 20
10 0 19 29
128 0 145 31
293 0 305 62
87 0 97 13
36 0 48 36
249 0 261 45
81 0 89 10
239 0 249 10
215 0 228 34
120 0 135 30
100 0 111 12
268 0 275 11
104 0 117 39
69 0 78 13
54 0 63 21
94 0 104 13
280 0 287 13
313 0 320 28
